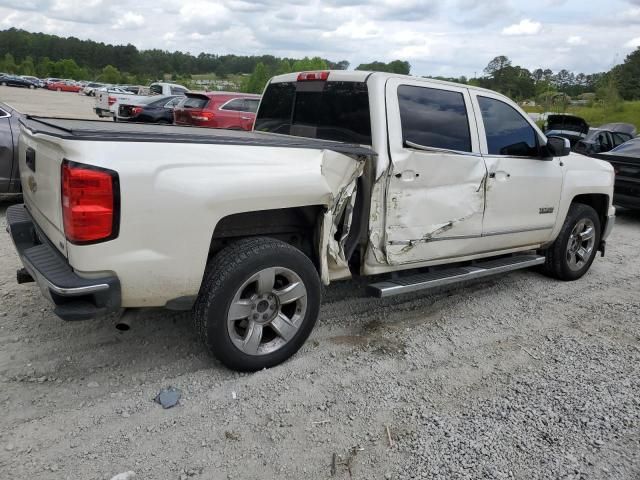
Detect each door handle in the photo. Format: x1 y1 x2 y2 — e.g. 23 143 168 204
395 170 420 181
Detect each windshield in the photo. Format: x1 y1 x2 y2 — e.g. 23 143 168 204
254 81 372 144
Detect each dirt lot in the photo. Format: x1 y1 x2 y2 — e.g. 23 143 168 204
0 86 639 479
0 85 101 119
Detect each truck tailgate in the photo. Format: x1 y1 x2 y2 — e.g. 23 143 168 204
18 127 68 256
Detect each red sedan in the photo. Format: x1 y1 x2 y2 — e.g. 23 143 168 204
173 92 260 130
47 81 83 93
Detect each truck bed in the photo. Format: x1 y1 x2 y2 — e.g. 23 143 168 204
19 116 375 157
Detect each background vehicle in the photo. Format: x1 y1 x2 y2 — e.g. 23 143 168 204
95 82 188 119
574 123 636 155
0 102 21 195
0 75 38 89
544 114 589 148
174 92 260 130
596 137 640 209
21 76 45 88
47 80 82 93
81 82 107 96
9 71 615 372
118 95 183 124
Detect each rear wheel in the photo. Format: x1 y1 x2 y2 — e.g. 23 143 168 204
541 203 601 280
194 237 321 371
1 82 6 86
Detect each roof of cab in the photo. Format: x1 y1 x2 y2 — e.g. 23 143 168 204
269 70 501 97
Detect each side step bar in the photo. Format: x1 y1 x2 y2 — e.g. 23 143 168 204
368 254 545 298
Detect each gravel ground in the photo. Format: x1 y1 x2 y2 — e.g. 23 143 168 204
0 201 639 480
0 87 639 479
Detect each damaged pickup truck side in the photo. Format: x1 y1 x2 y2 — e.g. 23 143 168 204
7 71 615 371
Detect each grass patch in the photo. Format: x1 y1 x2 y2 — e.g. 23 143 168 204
523 102 640 129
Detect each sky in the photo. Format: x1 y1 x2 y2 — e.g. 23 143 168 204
1 0 639 78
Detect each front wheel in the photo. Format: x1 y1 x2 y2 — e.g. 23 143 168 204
541 203 601 280
194 237 321 371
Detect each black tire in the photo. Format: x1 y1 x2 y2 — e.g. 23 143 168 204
541 203 601 280
194 237 321 371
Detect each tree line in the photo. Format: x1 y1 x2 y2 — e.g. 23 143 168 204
1 27 638 101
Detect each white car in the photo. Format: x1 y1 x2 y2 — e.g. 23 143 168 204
9 70 615 371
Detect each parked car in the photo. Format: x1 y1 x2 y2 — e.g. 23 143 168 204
574 123 636 156
0 75 38 89
47 80 83 93
8 71 615 371
595 137 640 209
21 76 45 88
94 86 137 118
544 114 589 148
95 82 188 119
43 78 62 87
81 82 107 96
173 92 260 130
118 95 183 124
0 102 21 196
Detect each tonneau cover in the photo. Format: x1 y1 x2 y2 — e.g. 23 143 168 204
19 116 376 158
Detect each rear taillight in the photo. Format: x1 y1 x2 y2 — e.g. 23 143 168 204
131 107 143 116
191 112 213 121
61 161 119 244
297 71 329 81
108 96 116 105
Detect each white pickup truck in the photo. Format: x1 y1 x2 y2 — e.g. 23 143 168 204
94 82 189 120
8 70 615 371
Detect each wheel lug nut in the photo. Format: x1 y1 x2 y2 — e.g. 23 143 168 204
263 314 269 320
253 314 258 320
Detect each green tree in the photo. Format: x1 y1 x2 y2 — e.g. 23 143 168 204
291 56 328 71
1 52 17 73
356 60 410 74
612 47 640 100
242 62 270 94
100 64 121 84
18 55 35 76
35 57 53 77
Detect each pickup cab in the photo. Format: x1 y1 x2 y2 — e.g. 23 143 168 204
94 82 189 120
8 70 615 371
0 102 21 196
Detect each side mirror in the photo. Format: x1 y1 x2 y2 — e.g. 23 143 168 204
546 136 571 157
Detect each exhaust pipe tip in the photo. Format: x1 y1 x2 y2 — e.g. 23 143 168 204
115 321 130 331
115 309 138 331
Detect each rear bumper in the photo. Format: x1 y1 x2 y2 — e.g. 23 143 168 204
94 107 113 118
6 204 121 321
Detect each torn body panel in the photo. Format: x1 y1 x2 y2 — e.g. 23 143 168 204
318 151 366 284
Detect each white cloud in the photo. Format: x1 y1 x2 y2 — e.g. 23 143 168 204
501 19 542 36
567 35 586 46
625 36 640 48
112 11 144 30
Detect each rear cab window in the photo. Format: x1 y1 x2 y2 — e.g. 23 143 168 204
255 81 372 145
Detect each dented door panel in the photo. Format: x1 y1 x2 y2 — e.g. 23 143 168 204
382 78 487 265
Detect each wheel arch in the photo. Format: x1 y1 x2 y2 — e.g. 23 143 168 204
571 193 609 233
207 205 326 269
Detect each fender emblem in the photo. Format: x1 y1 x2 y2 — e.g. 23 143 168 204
539 207 554 214
27 176 38 194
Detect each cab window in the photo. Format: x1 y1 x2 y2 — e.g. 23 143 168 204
478 96 538 156
398 85 471 152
